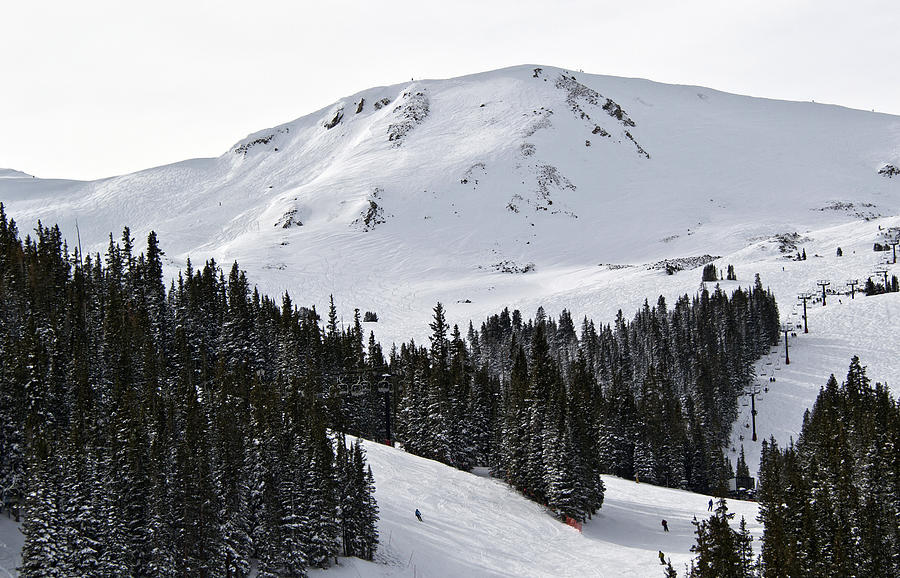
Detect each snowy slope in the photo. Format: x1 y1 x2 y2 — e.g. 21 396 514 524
0 438 759 578
2 64 898 349
723 215 900 473
309 439 760 578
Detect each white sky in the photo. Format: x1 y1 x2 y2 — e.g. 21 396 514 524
2 0 898 181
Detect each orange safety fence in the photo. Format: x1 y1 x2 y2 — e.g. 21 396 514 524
565 516 582 532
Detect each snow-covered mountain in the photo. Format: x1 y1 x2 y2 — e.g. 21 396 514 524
3 63 900 577
3 64 898 337
2 64 899 474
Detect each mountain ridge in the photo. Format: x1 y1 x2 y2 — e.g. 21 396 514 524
2 63 899 348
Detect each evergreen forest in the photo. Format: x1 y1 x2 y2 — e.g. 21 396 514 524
755 357 900 577
0 206 809 574
0 207 378 577
679 358 899 577
391 276 780 521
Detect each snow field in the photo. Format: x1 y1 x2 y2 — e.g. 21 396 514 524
312 439 760 578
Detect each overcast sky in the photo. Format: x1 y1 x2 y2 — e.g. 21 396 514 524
2 0 898 181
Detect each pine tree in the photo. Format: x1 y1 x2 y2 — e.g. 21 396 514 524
736 446 750 480
687 499 754 577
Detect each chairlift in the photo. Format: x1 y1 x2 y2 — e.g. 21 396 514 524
377 379 391 393
337 377 349 395
351 377 366 397
741 400 750 407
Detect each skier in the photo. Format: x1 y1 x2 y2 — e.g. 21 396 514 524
708 498 713 511
658 550 666 565
661 519 669 532
415 508 422 522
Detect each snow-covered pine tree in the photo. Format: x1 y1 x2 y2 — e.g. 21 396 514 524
687 499 754 577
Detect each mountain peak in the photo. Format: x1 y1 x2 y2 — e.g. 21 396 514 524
1 66 898 347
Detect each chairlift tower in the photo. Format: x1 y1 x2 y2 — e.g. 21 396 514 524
816 280 830 306
846 279 859 300
743 384 760 442
874 267 890 290
781 323 792 365
377 374 393 443
883 232 899 264
750 386 759 442
797 292 812 333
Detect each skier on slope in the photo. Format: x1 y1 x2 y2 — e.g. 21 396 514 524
658 550 666 565
661 519 669 532
708 498 713 511
415 508 423 522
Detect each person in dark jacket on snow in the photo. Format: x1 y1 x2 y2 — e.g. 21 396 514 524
661 519 669 532
415 508 422 522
